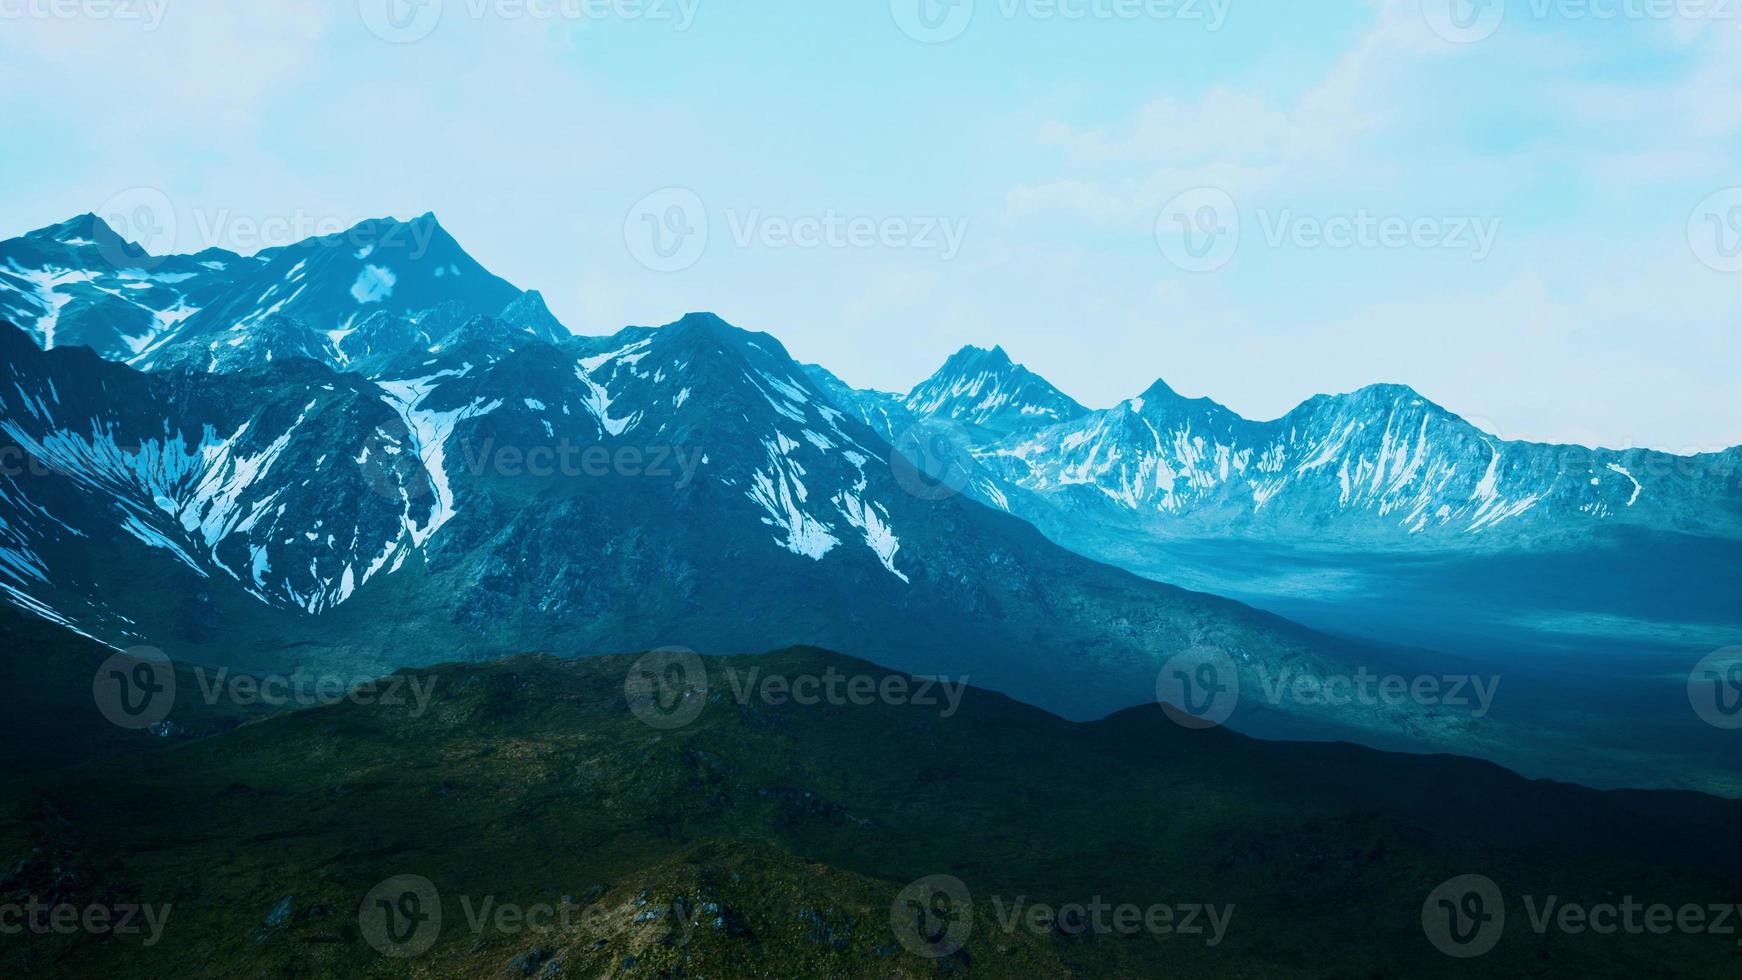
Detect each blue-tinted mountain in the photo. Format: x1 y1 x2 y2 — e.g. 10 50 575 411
822 351 1742 549
0 213 566 375
902 343 1088 438
0 213 242 359
0 309 1488 757
4 212 1737 793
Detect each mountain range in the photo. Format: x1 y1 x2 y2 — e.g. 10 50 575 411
2 211 1737 791
810 342 1741 549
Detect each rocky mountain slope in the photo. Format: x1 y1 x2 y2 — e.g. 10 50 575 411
1 307 1466 752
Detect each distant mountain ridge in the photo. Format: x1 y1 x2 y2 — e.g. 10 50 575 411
817 340 1742 549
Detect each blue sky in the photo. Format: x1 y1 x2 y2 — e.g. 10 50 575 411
1 0 1737 449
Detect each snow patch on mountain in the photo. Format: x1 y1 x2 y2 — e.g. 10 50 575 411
834 491 908 582
748 435 839 560
3 262 96 349
378 369 503 548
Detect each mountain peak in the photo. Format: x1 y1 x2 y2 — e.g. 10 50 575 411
907 343 1087 433
1131 376 1235 411
671 311 735 332
652 312 797 364
1352 381 1424 399
1281 383 1457 430
940 343 1012 372
1138 376 1184 401
1337 382 1443 414
404 210 450 236
29 212 121 247
659 311 746 346
498 290 571 346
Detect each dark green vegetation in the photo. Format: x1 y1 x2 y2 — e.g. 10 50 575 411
0 611 276 776
3 615 1739 978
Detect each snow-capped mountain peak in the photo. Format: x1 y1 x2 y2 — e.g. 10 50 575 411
0 213 241 360
811 346 1739 548
904 343 1088 436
